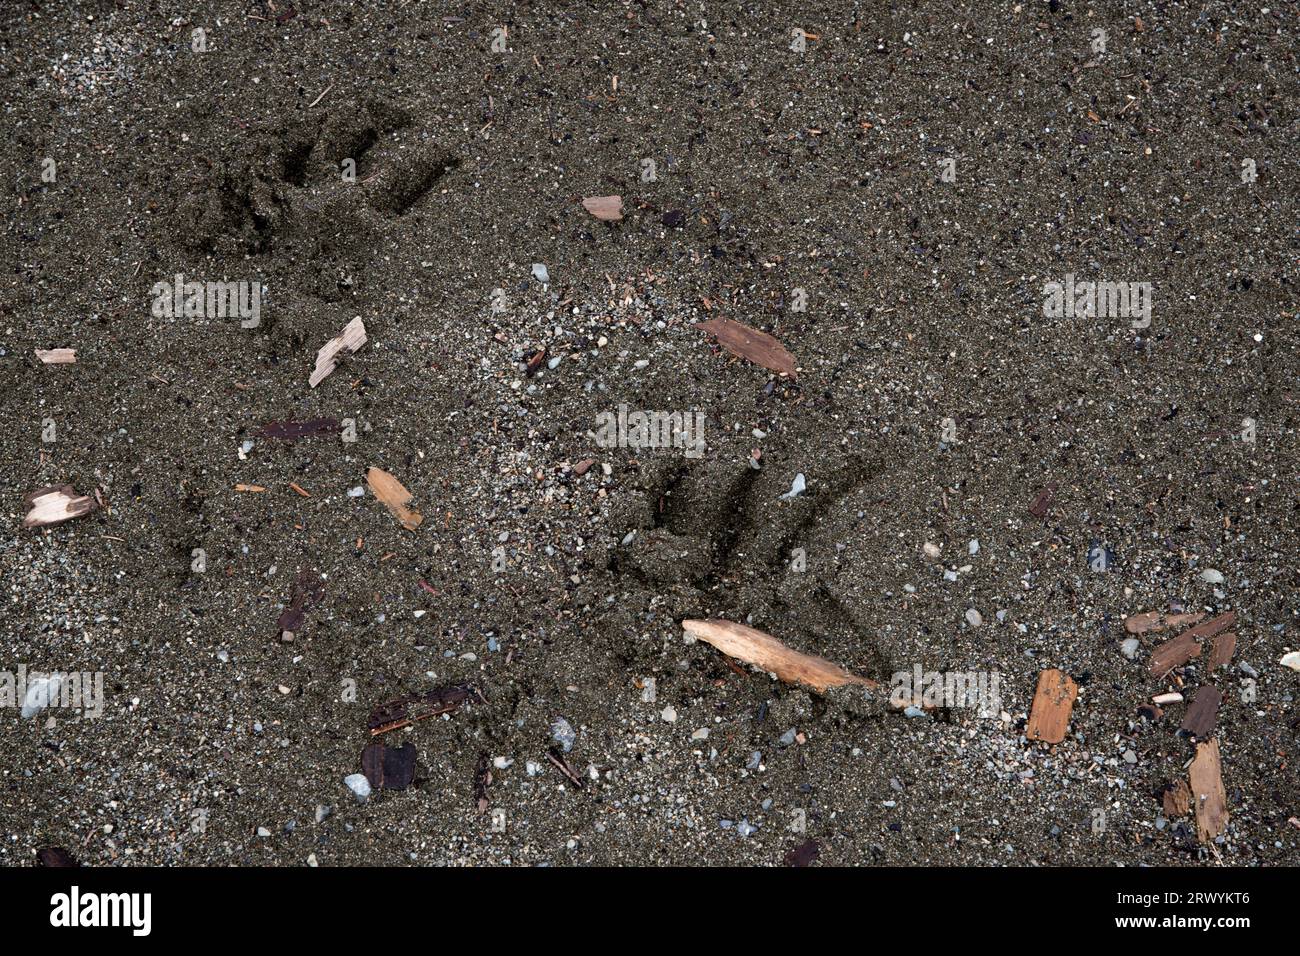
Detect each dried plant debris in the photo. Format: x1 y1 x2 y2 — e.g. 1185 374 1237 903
546 747 585 789
1124 610 1205 635
697 318 798 380
581 195 623 221
368 684 484 735
276 570 325 638
22 484 98 530
309 316 367 388
366 466 423 530
361 741 417 791
681 618 876 693
1180 686 1222 739
1025 669 1077 744
1189 738 1229 843
34 348 76 364
36 847 80 867
257 418 339 440
1148 612 1237 678
784 839 820 867
1027 485 1055 519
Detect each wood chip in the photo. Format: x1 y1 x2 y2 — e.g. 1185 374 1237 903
361 741 416 790
309 316 367 388
22 485 98 529
366 466 423 530
234 483 266 493
35 348 76 364
1207 633 1237 672
680 618 876 693
697 318 798 380
37 847 79 867
1189 738 1228 843
1148 612 1236 677
1180 686 1221 739
581 195 623 221
1025 668 1077 744
1162 780 1191 817
1123 610 1205 635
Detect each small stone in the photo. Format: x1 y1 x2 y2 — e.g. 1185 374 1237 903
923 542 941 559
531 263 550 284
736 819 758 837
1123 749 1138 764
968 539 980 555
256 827 271 837
965 608 983 627
780 473 807 499
307 853 319 867
1200 569 1224 584
1120 637 1141 659
746 751 762 770
550 717 576 752
344 774 371 802
660 705 677 723
691 728 709 741
778 728 796 747
315 805 331 823
1280 651 1300 672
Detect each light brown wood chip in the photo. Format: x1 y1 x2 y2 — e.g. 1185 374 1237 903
309 316 367 388
1025 668 1077 744
697 318 798 380
1123 610 1204 635
22 485 98 529
35 348 77 364
1207 633 1237 672
680 618 876 693
1148 612 1237 677
1190 738 1228 843
366 466 423 530
581 195 623 221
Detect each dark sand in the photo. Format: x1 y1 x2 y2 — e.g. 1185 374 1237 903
1 1 1296 865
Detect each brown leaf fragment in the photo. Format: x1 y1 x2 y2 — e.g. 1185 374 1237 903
1189 738 1228 843
1028 486 1054 518
697 318 798 380
525 348 547 376
22 485 98 529
784 838 820 867
1180 686 1222 739
1025 668 1078 744
1162 780 1191 817
277 570 324 636
1207 633 1237 672
36 847 79 867
309 316 367 388
1147 612 1236 677
1123 610 1205 635
581 195 623 221
366 466 423 530
257 418 339 440
368 684 483 735
681 618 877 693
361 741 417 790
35 348 76 364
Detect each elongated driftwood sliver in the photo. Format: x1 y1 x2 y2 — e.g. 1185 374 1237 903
681 618 876 693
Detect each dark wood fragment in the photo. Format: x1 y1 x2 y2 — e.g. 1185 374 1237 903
368 684 484 735
784 839 820 867
1180 686 1222 739
36 847 79 867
